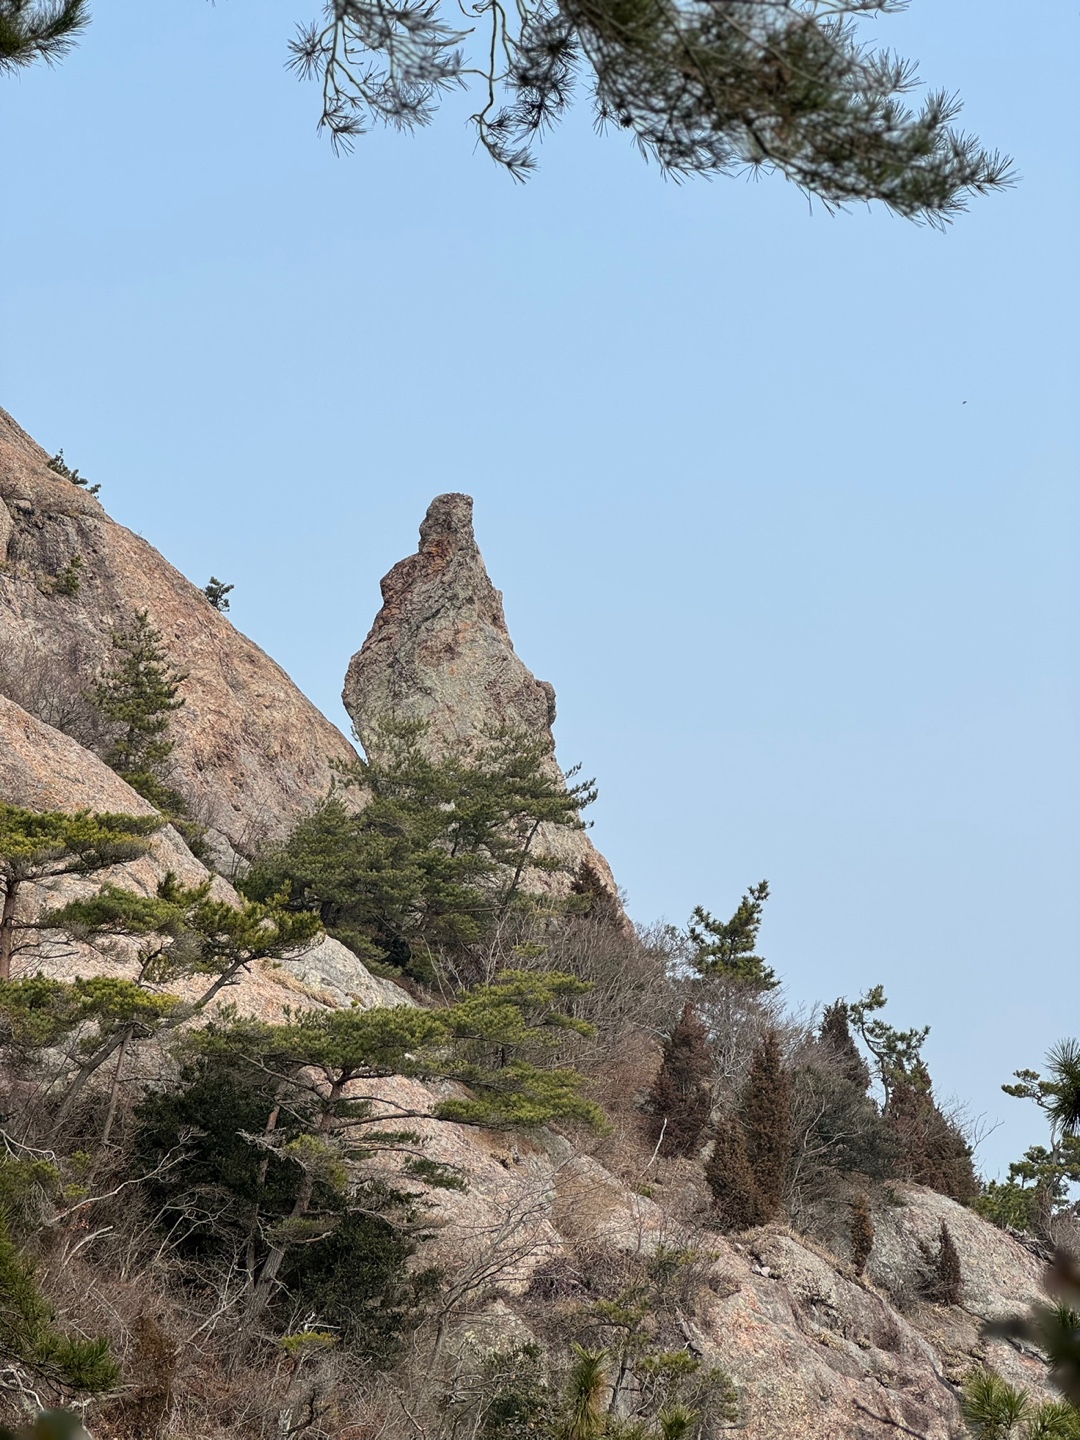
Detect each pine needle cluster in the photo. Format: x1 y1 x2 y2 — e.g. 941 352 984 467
290 0 1011 222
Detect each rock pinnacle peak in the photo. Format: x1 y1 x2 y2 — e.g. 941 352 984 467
342 494 618 898
419 492 477 555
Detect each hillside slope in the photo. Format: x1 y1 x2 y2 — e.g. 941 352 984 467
0 410 1058 1440
0 408 357 865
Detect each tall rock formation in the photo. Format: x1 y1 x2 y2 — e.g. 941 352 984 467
343 493 617 897
0 409 357 864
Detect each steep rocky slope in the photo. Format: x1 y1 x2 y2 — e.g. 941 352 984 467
0 408 357 865
0 411 1057 1438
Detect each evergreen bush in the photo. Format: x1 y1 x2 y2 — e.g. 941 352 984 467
644 1002 713 1158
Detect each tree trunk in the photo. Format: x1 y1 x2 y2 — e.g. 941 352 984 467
100 1027 132 1146
501 818 542 915
51 1024 132 1134
0 876 19 982
238 1077 343 1343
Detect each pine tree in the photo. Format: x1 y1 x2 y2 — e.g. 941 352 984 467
992 1041 1080 1239
741 1030 792 1219
0 0 88 75
0 803 160 980
91 610 187 812
645 1002 714 1157
203 577 234 611
688 881 777 991
186 969 604 1338
704 1114 766 1232
960 1369 1030 1439
40 874 322 1132
242 720 596 983
290 0 1011 225
849 1192 874 1277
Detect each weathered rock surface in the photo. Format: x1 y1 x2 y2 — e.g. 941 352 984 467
0 690 212 894
0 408 357 864
0 691 403 1013
344 493 617 896
334 1085 1056 1439
869 1183 1054 1402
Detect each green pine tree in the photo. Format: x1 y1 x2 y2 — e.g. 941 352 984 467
179 969 602 1338
0 1 88 75
91 610 187 807
688 882 777 991
985 1041 1080 1238
37 873 321 1133
242 719 596 983
0 803 160 980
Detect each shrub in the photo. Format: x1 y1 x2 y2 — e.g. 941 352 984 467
0 1217 118 1395
704 1114 766 1231
741 1030 792 1219
51 555 82 596
645 1003 714 1158
47 449 100 496
932 1220 962 1306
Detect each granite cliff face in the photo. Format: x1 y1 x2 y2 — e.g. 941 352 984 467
344 492 618 897
0 408 357 866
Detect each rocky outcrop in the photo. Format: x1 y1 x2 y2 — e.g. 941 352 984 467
0 409 357 865
333 1089 1057 1439
869 1184 1054 1402
0 691 402 1013
344 493 617 897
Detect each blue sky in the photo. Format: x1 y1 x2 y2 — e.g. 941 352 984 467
2 0 1077 1178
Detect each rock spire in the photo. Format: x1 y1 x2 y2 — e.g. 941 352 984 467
343 493 557 752
343 493 617 897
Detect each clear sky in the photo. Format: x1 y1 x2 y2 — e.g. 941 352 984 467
2 1 1077 1180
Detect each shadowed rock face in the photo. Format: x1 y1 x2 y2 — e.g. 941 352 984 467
343 493 617 896
0 409 357 865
